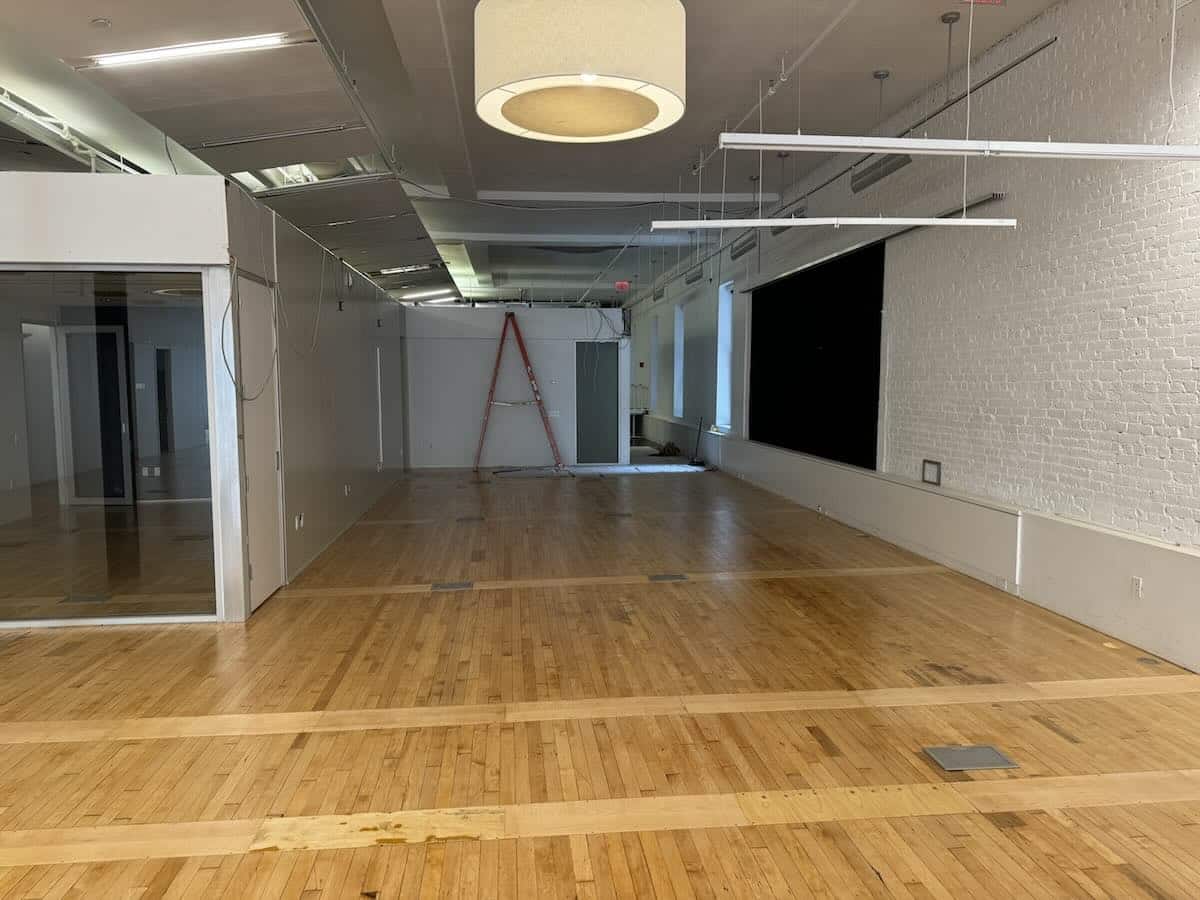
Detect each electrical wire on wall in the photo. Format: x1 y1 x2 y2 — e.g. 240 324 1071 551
275 253 328 358
220 201 279 402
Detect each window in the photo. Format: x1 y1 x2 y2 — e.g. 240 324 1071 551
672 304 684 418
715 282 733 430
748 243 885 470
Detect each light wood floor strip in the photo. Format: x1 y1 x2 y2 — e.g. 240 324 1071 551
0 674 1195 745
3 770 1199 868
276 564 949 599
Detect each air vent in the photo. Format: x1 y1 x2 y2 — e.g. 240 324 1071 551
730 232 758 261
851 154 912 194
653 287 666 301
684 265 704 285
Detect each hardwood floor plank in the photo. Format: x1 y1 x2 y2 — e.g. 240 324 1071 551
1 470 1197 895
2 772 1200 868
1 675 1196 746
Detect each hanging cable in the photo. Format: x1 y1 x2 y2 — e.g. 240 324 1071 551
579 226 644 305
276 253 328 358
758 80 765 219
1167 0 1179 143
797 0 804 132
962 0 976 217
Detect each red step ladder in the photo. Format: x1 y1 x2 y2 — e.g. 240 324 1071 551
473 311 565 472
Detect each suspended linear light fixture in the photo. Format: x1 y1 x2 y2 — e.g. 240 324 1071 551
719 132 1200 162
89 33 288 67
474 0 686 143
402 287 457 300
651 216 1016 231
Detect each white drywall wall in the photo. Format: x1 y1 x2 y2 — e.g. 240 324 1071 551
406 307 628 469
266 216 407 580
0 174 228 266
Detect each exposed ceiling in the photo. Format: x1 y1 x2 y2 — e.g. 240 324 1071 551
0 0 1061 304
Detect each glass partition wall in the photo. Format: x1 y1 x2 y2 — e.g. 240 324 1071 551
0 271 216 620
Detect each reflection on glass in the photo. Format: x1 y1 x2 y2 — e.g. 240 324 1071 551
0 272 215 619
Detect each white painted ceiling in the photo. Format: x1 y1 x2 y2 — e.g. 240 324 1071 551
0 0 1061 302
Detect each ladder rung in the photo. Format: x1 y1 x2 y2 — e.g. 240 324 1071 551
492 400 536 407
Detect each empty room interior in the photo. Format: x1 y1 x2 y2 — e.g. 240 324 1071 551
3 0 1200 896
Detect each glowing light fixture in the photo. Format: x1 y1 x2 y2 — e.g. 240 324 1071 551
474 0 686 143
379 264 438 276
91 33 287 68
719 132 1200 163
651 217 1017 231
402 287 457 300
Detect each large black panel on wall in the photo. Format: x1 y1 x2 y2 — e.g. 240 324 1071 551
749 242 885 470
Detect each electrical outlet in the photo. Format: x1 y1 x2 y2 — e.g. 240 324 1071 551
1131 576 1144 601
294 513 305 530
344 484 351 496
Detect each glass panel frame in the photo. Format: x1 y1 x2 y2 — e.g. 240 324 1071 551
0 263 245 625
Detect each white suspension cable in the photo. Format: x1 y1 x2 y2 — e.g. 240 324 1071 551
963 0 976 217
1167 0 1179 143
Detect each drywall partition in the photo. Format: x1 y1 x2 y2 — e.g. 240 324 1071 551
406 307 628 469
1020 514 1200 671
0 173 229 265
269 217 407 579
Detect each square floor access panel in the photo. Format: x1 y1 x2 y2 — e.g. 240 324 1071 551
924 745 1018 772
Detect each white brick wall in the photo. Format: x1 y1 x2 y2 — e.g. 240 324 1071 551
633 0 1200 546
880 0 1200 546
742 0 1200 547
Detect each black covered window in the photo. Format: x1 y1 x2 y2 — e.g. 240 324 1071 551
749 242 885 470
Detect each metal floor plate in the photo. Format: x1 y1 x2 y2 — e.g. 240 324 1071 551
923 745 1018 772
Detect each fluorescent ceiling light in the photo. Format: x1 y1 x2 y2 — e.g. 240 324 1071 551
719 132 1200 162
379 264 437 275
651 217 1017 231
402 287 457 300
91 33 286 68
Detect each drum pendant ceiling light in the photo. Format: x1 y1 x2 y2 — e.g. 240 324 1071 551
475 0 686 143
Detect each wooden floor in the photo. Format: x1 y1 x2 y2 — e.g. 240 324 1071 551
0 469 1198 898
0 484 215 620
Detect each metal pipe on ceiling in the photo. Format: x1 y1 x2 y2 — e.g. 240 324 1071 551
188 123 366 150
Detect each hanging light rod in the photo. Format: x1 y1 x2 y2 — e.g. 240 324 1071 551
719 132 1200 163
651 216 1016 232
85 33 305 68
